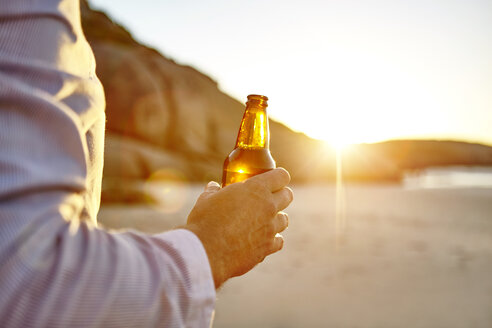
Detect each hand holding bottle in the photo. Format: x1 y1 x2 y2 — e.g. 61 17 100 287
185 168 293 289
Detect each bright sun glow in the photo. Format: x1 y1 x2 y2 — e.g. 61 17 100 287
325 137 353 151
262 49 448 147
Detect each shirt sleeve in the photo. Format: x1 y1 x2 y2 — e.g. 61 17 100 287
0 0 216 327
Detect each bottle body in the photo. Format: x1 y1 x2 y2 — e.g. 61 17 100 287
222 148 275 186
222 94 276 187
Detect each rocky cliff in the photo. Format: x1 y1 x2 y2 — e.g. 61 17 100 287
80 1 492 202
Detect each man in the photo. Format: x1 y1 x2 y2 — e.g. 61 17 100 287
0 0 293 327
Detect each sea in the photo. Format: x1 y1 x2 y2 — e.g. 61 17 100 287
403 166 492 189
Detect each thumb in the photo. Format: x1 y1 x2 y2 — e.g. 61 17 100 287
204 181 221 193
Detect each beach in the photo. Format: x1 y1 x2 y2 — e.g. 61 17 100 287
99 183 492 328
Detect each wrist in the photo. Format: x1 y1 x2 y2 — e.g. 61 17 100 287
184 224 227 289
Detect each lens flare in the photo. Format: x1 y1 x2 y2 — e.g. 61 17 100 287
335 148 347 249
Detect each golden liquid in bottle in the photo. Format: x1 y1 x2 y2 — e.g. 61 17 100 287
222 148 275 185
222 95 275 187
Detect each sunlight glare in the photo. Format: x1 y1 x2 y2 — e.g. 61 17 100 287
326 138 353 152
334 147 347 249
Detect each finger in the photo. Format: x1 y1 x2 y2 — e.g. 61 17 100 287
273 212 289 233
204 181 221 193
270 234 284 254
248 168 291 193
272 187 294 211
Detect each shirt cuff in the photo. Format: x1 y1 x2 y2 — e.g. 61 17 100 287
155 228 216 326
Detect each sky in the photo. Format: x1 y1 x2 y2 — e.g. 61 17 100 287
90 0 492 147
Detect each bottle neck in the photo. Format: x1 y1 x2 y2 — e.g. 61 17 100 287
235 102 270 149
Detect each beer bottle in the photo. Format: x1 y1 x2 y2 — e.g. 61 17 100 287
222 94 276 186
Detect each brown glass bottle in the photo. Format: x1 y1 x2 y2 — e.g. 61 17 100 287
222 94 276 186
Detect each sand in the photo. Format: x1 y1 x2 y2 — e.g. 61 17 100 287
99 184 492 328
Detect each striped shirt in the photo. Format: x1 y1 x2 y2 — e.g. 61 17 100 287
0 0 215 327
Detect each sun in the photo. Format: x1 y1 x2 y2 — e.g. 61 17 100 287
312 124 360 151
325 137 354 151
296 106 396 150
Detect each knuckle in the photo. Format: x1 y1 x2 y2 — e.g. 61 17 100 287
266 223 276 237
244 178 261 190
228 183 243 193
276 168 291 184
282 213 289 229
239 181 265 199
243 178 255 188
248 176 270 192
285 187 294 202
